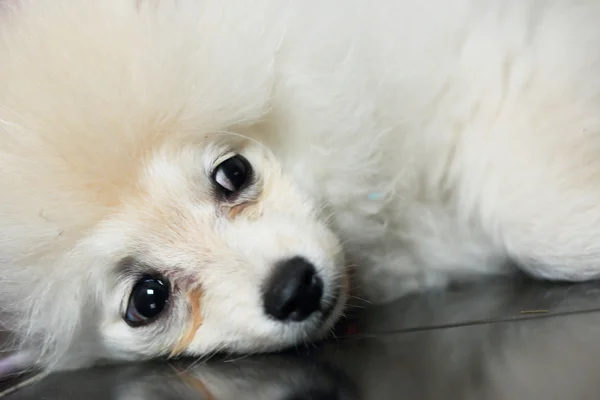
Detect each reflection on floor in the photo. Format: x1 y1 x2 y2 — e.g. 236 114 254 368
4 275 600 400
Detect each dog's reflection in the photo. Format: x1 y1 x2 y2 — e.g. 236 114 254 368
112 354 356 400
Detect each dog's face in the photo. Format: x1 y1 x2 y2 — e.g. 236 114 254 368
86 134 347 361
0 0 348 368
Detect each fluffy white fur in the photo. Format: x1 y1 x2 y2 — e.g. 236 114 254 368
1 0 600 372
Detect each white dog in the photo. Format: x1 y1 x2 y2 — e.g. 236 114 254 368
1 0 600 373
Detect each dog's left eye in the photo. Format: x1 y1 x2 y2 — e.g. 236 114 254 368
212 155 251 197
124 276 170 327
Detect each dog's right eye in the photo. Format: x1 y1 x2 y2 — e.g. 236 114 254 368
124 277 170 327
212 155 252 198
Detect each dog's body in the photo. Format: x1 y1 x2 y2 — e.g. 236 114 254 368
1 0 600 371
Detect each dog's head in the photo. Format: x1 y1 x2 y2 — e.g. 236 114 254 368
91 133 348 362
0 0 348 369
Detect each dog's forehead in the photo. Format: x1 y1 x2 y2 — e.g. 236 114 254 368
112 208 238 267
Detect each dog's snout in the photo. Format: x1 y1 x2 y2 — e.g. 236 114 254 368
263 257 324 322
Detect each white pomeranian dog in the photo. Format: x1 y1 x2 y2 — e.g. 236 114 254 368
1 0 600 373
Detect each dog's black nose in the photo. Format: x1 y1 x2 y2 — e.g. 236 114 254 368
263 257 323 322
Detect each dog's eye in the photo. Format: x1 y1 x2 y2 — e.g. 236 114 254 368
212 155 251 197
124 277 169 327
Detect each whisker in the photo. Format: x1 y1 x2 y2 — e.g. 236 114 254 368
349 295 372 305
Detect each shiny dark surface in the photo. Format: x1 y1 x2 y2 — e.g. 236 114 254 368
4 275 600 399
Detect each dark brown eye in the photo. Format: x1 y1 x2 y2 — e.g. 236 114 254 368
212 155 251 197
124 277 169 327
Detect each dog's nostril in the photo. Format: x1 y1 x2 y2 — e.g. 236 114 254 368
263 256 324 322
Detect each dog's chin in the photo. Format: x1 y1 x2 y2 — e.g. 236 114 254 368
314 296 347 341
321 277 350 333
303 275 350 344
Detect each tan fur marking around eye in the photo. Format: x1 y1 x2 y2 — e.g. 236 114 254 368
170 287 204 357
224 172 272 220
226 200 261 220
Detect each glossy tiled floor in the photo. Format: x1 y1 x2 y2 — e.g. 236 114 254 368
4 275 600 399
